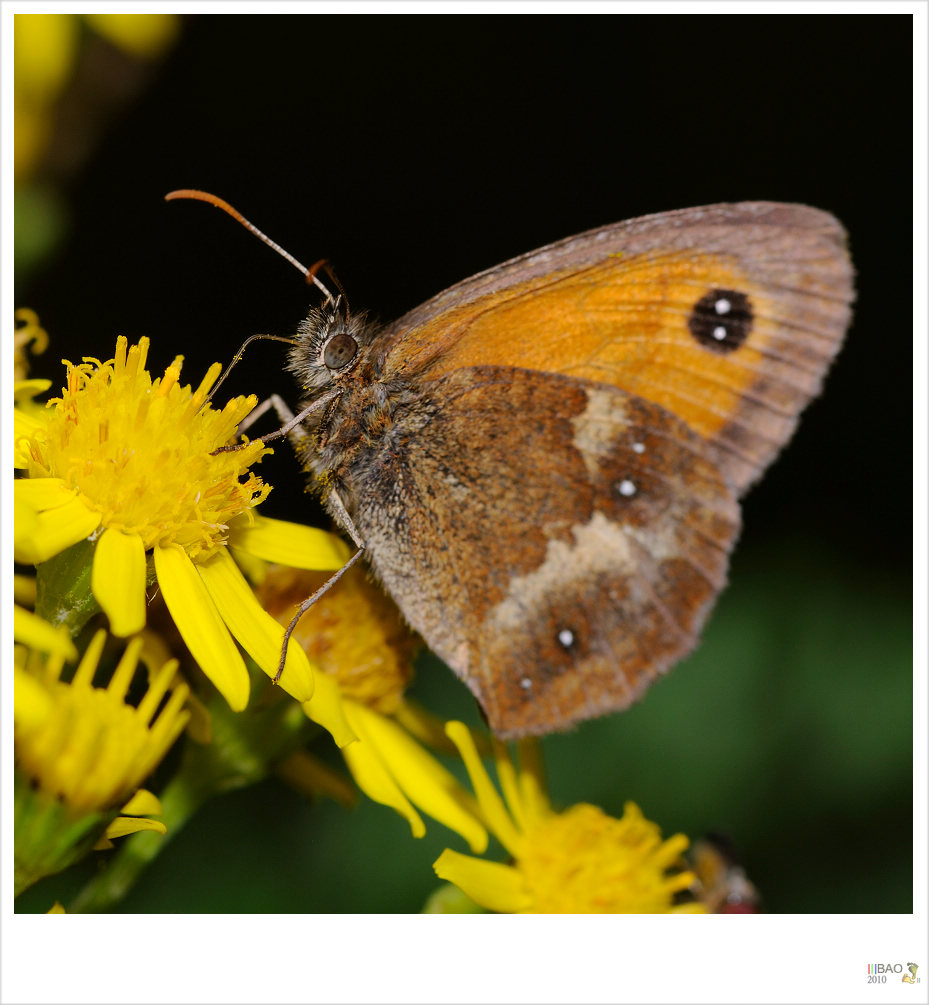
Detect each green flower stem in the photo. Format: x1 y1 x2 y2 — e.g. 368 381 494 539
69 678 316 913
14 773 112 896
67 766 206 913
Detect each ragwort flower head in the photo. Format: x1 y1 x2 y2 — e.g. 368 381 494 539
17 335 269 559
433 722 705 914
13 336 348 714
14 619 187 894
15 628 188 816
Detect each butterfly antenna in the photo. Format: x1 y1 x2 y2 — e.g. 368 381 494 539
318 260 351 317
165 189 336 302
204 332 297 410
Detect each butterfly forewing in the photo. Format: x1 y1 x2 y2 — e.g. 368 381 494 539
382 202 853 494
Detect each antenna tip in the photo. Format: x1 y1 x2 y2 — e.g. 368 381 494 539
165 189 213 203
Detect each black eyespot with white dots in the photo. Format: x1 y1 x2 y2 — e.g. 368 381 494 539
688 288 753 354
323 332 358 370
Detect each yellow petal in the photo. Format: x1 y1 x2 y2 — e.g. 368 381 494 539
135 629 174 674
91 528 147 636
154 544 249 711
13 665 53 732
664 870 698 894
276 750 358 808
71 628 106 687
515 737 551 825
493 738 527 832
433 849 532 914
394 700 492 757
226 545 268 584
445 721 523 857
231 513 351 569
46 902 66 914
101 816 167 841
107 640 144 701
341 714 424 837
653 837 693 876
196 548 314 702
14 574 37 606
14 378 52 399
345 702 487 853
120 788 162 816
13 605 77 660
14 408 46 467
15 14 78 99
302 670 356 748
14 477 75 510
83 13 180 59
14 492 100 564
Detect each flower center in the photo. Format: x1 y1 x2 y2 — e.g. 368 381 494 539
518 803 693 913
257 564 416 713
25 337 271 559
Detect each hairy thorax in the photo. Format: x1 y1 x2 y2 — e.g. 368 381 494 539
306 363 428 519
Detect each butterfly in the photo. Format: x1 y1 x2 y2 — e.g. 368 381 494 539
169 193 854 739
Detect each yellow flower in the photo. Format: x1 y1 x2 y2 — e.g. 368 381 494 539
15 13 179 180
433 722 705 913
15 628 187 815
14 623 187 894
82 14 180 60
14 311 53 471
13 336 350 719
340 702 487 853
14 13 79 180
256 564 417 715
259 564 487 852
14 603 76 662
14 307 49 383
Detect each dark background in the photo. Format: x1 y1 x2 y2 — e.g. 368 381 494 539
16 14 913 913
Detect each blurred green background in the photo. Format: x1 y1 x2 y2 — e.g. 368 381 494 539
14 13 913 913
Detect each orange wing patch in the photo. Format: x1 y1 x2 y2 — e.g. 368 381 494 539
387 248 849 494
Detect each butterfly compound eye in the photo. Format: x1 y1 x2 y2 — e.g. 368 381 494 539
324 332 358 370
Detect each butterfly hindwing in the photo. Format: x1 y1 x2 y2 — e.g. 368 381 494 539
344 366 740 737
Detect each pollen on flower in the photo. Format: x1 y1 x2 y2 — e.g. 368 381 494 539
22 336 271 559
256 563 417 714
516 802 699 913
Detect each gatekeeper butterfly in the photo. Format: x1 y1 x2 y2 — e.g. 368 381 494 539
168 193 854 739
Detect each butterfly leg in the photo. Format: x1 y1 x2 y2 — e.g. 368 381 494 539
272 482 368 684
234 397 370 685
274 539 367 683
212 389 339 455
238 393 308 449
